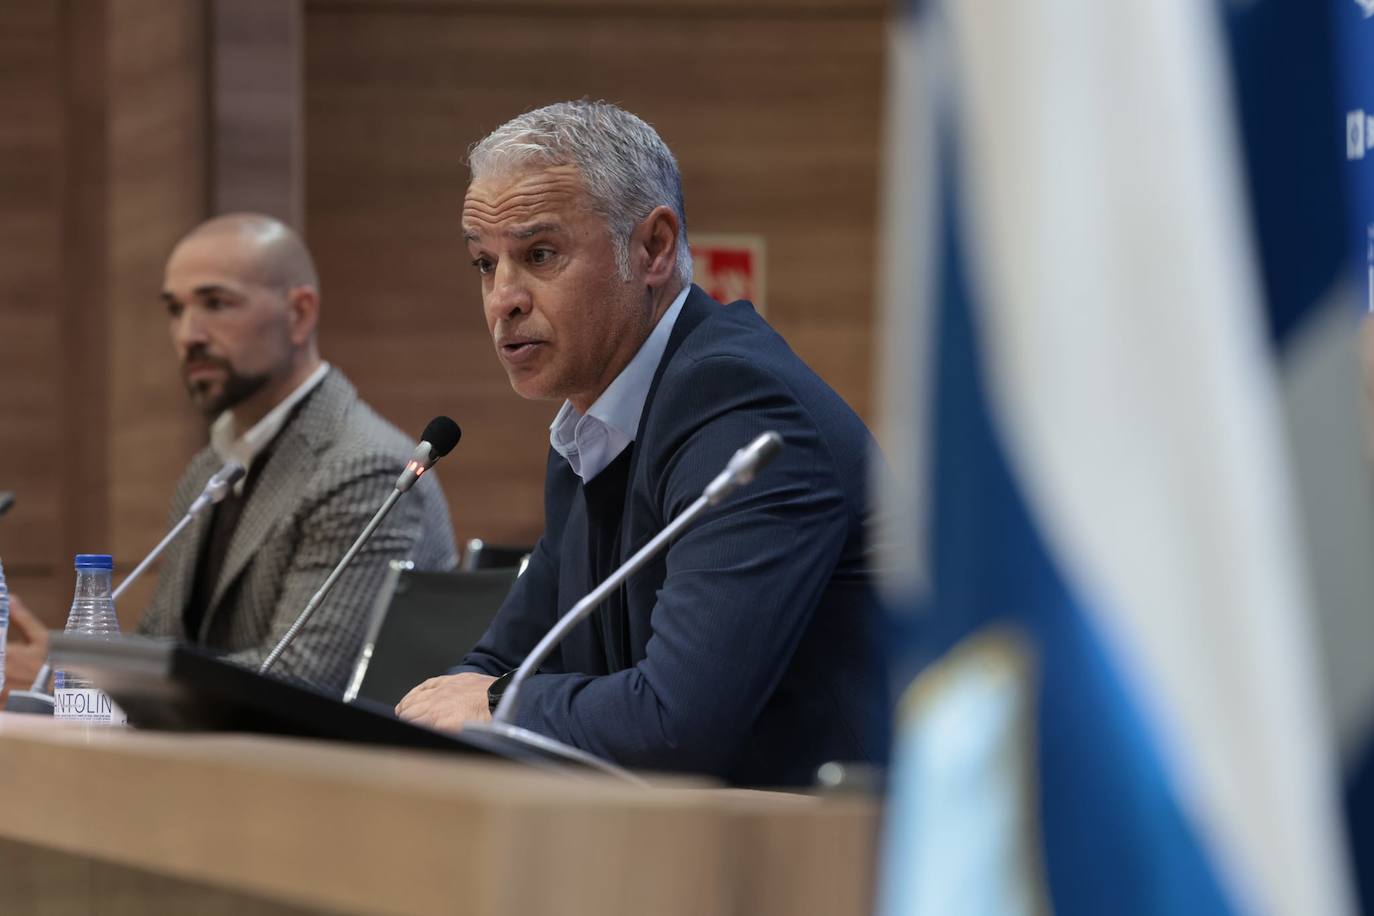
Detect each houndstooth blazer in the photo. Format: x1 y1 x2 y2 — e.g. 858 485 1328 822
136 368 458 693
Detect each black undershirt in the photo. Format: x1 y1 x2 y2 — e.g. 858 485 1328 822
581 445 635 672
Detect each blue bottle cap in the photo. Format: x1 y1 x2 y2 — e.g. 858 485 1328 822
74 554 113 570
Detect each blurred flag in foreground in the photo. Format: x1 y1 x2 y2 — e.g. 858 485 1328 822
874 1 1365 913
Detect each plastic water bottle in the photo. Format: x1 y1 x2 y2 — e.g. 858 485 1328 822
0 556 9 696
53 554 126 725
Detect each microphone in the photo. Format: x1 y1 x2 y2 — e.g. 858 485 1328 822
259 416 461 675
3 463 247 716
112 462 246 602
461 431 784 779
702 429 784 504
186 462 248 516
0 491 14 520
395 415 461 493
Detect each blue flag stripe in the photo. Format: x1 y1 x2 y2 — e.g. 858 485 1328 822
914 135 1241 913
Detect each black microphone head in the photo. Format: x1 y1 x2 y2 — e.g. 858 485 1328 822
421 416 462 458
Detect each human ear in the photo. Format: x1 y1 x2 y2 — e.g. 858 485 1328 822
286 286 320 346
638 206 680 288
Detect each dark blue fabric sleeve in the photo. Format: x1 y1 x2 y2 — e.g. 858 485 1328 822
504 355 854 775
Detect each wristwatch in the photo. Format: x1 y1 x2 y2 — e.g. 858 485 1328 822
487 670 515 714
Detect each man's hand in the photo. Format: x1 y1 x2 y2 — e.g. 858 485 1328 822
395 672 495 732
4 593 51 694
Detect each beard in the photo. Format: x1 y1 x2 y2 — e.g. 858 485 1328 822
183 357 271 418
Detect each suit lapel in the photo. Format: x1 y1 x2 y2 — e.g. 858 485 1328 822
200 371 346 637
617 285 715 557
635 285 714 449
594 287 716 667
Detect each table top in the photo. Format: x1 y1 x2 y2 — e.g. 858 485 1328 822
0 712 878 916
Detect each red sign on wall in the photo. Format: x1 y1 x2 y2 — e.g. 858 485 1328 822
689 234 766 314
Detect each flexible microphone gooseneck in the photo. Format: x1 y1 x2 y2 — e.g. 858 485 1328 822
259 417 461 675
3 464 246 714
112 462 246 603
462 431 784 782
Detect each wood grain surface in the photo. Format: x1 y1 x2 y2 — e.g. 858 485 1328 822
0 714 877 916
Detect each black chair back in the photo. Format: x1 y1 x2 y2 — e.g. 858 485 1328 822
345 562 517 707
461 538 533 572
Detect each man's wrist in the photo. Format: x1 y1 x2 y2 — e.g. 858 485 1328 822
487 670 515 714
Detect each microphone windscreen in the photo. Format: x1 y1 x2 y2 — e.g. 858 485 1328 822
421 416 462 458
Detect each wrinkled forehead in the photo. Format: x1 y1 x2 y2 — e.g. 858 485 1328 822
462 164 594 234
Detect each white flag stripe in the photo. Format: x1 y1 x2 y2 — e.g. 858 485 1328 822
874 11 940 606
943 1 1354 914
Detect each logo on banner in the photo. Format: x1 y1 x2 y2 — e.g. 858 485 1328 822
1355 0 1374 18
1348 110 1374 159
690 234 767 314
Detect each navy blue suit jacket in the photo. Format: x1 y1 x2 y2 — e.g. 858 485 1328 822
458 286 890 786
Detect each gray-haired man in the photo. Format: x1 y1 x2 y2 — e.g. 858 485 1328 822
398 101 888 786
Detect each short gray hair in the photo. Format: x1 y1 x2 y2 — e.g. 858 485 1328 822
468 100 693 286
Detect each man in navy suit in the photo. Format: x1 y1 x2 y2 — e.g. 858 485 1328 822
397 100 888 786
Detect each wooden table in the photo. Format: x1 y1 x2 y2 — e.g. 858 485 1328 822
0 714 877 915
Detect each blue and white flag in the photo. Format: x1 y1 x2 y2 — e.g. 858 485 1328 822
1334 0 1374 903
875 1 1360 914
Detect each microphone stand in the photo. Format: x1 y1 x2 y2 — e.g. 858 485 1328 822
461 431 783 784
113 512 194 603
260 437 450 675
260 488 404 674
3 463 245 715
116 461 245 603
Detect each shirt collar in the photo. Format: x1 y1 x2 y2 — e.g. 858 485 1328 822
550 286 690 481
210 362 331 485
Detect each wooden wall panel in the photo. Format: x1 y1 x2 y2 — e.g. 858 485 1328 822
211 0 305 226
0 4 73 619
61 3 114 572
105 0 211 623
312 0 885 12
0 0 208 631
304 2 885 546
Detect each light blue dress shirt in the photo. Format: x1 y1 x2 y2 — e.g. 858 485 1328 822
549 286 690 482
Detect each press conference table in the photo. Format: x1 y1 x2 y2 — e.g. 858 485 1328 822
0 713 877 915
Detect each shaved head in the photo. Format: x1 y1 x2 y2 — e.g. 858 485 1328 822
162 213 324 424
174 212 320 294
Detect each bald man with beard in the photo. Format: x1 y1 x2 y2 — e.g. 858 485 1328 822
3 214 457 693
